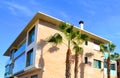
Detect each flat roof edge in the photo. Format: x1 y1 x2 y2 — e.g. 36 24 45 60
3 11 110 56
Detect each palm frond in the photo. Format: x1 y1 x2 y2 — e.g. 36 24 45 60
110 53 120 60
81 34 89 41
100 44 108 53
66 25 73 33
110 54 115 60
59 22 67 31
108 42 116 52
47 33 62 46
73 44 83 54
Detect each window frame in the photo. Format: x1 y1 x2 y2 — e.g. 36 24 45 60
93 59 101 69
31 74 38 78
85 57 88 64
110 64 115 70
26 49 33 67
85 41 88 45
28 26 35 46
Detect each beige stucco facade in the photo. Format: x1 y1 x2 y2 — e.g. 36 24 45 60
4 12 117 78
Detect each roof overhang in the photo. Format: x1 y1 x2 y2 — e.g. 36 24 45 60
3 11 110 56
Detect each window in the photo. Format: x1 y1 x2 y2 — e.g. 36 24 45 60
85 41 88 45
28 27 35 45
31 75 38 78
104 62 107 68
26 49 33 67
14 42 26 59
111 64 115 70
94 59 101 69
85 57 88 64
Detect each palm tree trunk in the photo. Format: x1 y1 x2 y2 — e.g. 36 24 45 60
74 53 79 78
107 57 110 78
66 48 72 78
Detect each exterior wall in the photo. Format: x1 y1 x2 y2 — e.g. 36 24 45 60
4 18 118 78
36 20 67 78
34 20 117 78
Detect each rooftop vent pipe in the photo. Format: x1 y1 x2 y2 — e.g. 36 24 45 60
79 20 84 30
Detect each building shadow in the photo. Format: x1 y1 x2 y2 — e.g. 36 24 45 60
48 46 59 53
80 52 94 78
37 39 47 78
37 39 60 78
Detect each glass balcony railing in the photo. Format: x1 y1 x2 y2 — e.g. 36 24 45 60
5 42 26 77
13 53 25 74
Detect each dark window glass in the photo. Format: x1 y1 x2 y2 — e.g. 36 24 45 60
26 49 33 67
85 41 88 45
110 64 115 70
94 59 101 69
28 27 35 45
85 57 88 64
31 75 38 78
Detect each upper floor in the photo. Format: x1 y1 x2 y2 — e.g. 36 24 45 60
4 12 117 78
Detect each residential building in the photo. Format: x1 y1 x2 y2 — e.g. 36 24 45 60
4 12 117 78
116 59 120 78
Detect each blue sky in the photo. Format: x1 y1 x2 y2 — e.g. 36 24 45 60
0 0 120 77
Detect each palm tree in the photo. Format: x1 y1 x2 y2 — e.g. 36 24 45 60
100 42 116 78
111 52 120 60
48 22 77 78
73 31 89 78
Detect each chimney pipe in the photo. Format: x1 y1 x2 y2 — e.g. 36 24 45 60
79 20 84 30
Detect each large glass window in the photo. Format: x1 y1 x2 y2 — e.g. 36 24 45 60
28 27 35 45
104 62 116 70
26 49 33 67
13 53 25 74
94 59 101 69
111 64 115 70
14 42 26 58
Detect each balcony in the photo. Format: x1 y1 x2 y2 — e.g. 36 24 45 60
13 42 26 74
5 42 26 77
13 53 25 74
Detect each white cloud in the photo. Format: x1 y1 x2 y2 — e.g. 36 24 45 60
59 11 69 19
5 2 33 17
8 7 17 15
